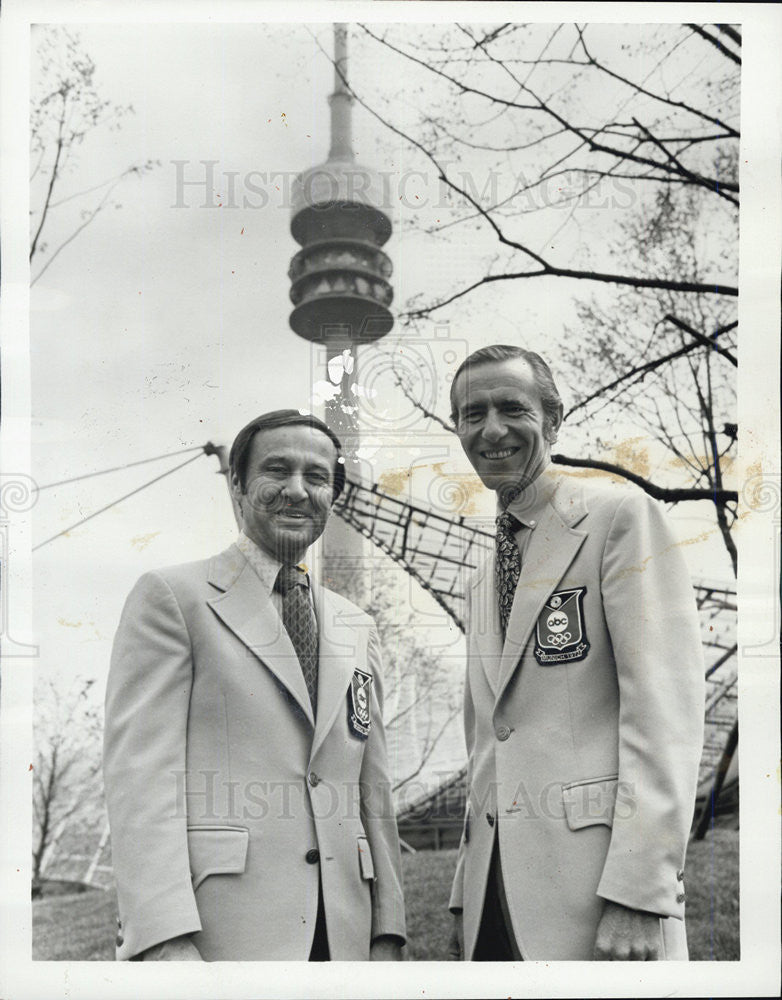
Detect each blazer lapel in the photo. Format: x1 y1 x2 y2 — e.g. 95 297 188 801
495 492 587 705
207 546 315 727
310 581 361 759
469 553 505 696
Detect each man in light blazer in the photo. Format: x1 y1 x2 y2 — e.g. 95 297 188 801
104 410 406 961
448 346 704 961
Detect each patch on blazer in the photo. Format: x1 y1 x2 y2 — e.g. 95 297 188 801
347 668 373 739
534 587 590 664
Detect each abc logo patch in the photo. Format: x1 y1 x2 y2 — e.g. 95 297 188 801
534 588 590 665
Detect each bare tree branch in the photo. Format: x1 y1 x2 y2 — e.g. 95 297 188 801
631 117 738 205
402 265 736 322
310 33 738 310
392 369 455 433
30 103 65 260
550 454 736 504
572 25 739 136
49 161 156 208
31 179 121 286
687 24 742 65
392 705 461 793
663 315 738 366
30 28 151 283
565 319 737 418
362 24 740 164
33 677 103 881
715 25 742 48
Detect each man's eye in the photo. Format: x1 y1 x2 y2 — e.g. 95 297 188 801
307 472 330 485
462 411 483 423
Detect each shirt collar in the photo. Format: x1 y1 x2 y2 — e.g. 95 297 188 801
497 465 559 530
236 532 310 595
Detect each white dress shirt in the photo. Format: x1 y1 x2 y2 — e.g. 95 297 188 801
235 531 316 621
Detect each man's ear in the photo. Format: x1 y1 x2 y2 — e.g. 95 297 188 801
547 402 564 444
229 473 243 511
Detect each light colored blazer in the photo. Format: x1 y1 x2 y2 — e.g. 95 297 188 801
104 544 406 960
449 473 705 960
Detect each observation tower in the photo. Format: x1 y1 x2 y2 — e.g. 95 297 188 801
288 24 394 596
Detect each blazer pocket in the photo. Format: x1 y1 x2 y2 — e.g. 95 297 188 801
187 825 249 890
357 834 376 881
561 775 619 832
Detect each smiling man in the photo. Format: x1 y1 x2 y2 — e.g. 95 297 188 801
104 410 406 961
447 346 705 961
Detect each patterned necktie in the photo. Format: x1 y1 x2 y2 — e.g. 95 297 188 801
275 565 319 715
495 511 522 637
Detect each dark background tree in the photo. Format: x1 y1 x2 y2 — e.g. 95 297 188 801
330 22 739 567
32 677 104 889
561 183 737 572
350 569 462 796
30 26 159 286
348 22 738 298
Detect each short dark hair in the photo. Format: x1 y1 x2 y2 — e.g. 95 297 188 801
229 409 345 500
450 344 563 435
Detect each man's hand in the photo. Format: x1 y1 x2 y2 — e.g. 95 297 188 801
448 911 464 961
370 935 404 961
593 900 662 960
141 934 203 961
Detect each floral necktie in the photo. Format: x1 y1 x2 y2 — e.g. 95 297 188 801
495 511 522 637
275 564 319 715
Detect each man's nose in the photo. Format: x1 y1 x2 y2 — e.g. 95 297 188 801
282 474 308 503
481 410 507 443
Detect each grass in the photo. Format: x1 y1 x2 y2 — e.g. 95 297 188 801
401 849 459 961
32 886 117 961
33 828 738 961
402 828 740 961
679 826 740 961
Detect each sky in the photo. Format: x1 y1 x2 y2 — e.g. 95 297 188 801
27 19 740 741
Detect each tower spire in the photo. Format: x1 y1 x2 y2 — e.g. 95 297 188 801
328 23 354 162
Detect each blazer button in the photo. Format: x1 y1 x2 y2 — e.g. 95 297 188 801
305 849 320 865
676 892 685 904
308 772 320 787
496 725 511 741
116 933 124 947
486 812 495 827
676 869 685 881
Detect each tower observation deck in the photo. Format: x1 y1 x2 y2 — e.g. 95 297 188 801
288 24 394 344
